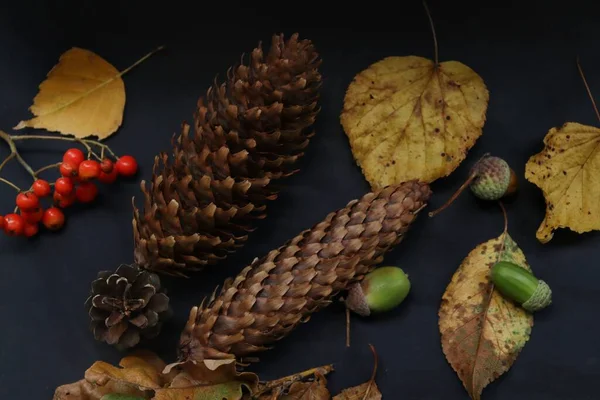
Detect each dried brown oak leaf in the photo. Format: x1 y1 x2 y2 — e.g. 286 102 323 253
340 55 488 189
525 122 600 243
53 350 258 400
439 218 534 400
15 46 162 139
278 372 332 400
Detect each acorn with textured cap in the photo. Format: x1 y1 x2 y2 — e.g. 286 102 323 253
429 153 518 217
491 261 552 312
345 266 411 317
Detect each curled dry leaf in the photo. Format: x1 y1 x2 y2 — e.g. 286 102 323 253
15 46 162 140
332 344 381 400
53 350 258 400
340 55 488 189
278 372 331 400
525 121 600 243
439 213 534 400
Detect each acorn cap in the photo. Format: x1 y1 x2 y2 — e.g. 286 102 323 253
345 266 411 316
522 279 552 312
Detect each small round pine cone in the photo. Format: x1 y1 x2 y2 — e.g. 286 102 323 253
84 264 172 350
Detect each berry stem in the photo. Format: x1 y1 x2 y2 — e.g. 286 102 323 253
0 130 38 178
34 162 61 175
0 177 21 191
10 135 111 161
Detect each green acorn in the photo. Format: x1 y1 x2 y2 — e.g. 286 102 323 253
429 153 518 217
490 261 552 312
345 266 411 316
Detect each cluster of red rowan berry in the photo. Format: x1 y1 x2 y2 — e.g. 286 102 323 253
0 147 138 238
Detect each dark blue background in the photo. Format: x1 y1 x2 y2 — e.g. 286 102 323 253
0 0 598 398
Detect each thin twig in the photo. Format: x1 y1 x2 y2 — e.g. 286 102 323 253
423 0 439 65
361 344 379 400
0 177 21 191
11 135 107 161
0 130 37 178
576 56 600 123
346 307 351 348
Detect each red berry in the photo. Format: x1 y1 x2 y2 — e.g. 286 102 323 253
63 148 85 167
100 158 114 173
116 155 138 177
16 192 39 211
76 182 98 203
60 161 78 178
53 191 76 208
4 214 24 236
55 177 74 196
21 207 44 224
98 167 119 184
23 222 39 238
78 160 101 180
0 215 4 231
42 207 65 231
32 179 52 197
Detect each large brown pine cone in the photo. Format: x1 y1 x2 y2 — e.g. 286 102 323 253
84 264 172 350
177 180 432 363
132 33 322 277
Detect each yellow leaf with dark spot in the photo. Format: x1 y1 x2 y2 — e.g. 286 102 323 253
280 373 331 400
340 55 488 189
439 231 534 400
525 122 600 243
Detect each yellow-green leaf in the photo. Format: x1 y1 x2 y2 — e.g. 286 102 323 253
439 231 534 400
340 55 489 189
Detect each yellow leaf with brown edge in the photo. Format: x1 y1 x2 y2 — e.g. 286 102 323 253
14 46 162 139
340 55 488 189
439 228 534 400
525 121 600 243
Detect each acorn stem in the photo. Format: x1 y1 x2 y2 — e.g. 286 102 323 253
429 152 491 217
428 171 477 217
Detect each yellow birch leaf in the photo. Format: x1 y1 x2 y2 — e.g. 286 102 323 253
439 229 534 400
524 121 600 243
14 46 163 139
340 55 488 189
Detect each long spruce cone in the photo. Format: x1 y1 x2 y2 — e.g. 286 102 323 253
177 180 432 363
132 33 321 277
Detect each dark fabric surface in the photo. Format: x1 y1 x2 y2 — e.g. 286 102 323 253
1 0 599 398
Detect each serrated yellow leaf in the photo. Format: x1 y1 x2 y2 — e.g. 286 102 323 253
14 47 126 139
439 232 533 400
340 55 489 189
525 121 600 243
